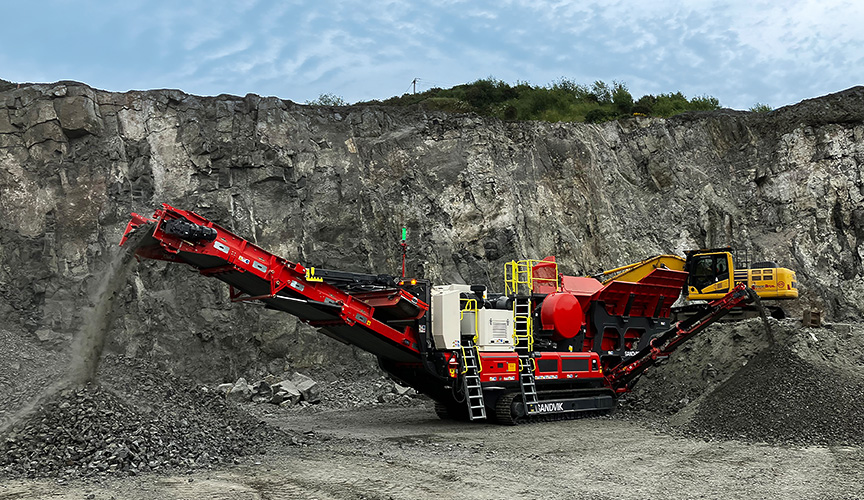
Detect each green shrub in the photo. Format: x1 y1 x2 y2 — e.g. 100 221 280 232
612 81 634 116
421 97 472 113
749 103 773 113
354 79 722 123
305 93 347 106
585 108 617 123
689 95 721 111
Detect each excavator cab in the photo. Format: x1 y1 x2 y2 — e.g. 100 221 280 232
685 251 734 300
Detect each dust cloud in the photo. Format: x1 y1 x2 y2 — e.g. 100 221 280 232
0 225 152 436
67 227 151 385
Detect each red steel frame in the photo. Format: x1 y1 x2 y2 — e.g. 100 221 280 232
604 282 754 392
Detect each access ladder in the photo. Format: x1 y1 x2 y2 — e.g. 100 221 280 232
513 296 538 414
460 339 486 420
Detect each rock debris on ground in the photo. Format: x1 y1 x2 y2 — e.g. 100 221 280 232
0 355 294 478
4 318 864 480
0 329 69 431
687 345 864 445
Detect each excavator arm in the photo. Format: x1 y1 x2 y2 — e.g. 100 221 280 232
593 254 686 285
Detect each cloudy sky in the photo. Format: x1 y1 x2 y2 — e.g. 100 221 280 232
2 0 861 110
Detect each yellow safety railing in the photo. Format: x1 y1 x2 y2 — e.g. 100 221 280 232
512 303 533 353
518 357 538 373
504 259 559 295
459 298 481 374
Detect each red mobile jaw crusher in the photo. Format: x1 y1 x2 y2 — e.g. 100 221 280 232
121 204 754 424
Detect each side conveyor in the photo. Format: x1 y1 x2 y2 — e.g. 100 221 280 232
120 204 428 363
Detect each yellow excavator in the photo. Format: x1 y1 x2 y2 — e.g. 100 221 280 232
594 248 798 318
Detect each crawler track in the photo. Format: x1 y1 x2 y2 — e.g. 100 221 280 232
494 391 616 425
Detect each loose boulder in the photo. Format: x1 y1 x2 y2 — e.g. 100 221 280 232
251 380 273 403
291 373 320 403
225 377 253 402
271 379 302 406
53 94 103 138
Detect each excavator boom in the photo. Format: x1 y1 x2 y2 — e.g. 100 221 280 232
595 254 686 285
595 249 797 312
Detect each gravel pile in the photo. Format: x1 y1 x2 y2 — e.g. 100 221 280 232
619 319 864 446
0 355 293 478
687 345 864 446
0 329 69 431
619 319 775 418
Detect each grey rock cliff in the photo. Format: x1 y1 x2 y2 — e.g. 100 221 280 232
1 81 861 380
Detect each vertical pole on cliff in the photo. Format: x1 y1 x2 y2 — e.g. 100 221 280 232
412 78 417 95
401 227 408 278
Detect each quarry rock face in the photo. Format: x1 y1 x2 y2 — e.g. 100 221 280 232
0 81 862 381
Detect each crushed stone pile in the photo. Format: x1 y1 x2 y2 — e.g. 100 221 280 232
241 371 426 424
0 329 69 430
623 318 864 446
0 355 293 478
622 318 776 416
687 345 864 445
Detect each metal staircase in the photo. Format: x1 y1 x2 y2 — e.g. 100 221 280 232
460 338 486 421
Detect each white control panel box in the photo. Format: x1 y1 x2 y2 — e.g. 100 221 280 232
430 285 471 350
461 308 514 352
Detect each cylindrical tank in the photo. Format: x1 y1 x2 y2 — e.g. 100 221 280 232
539 293 585 340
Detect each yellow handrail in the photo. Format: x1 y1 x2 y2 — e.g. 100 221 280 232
504 259 559 295
512 301 534 352
517 356 538 373
459 298 481 374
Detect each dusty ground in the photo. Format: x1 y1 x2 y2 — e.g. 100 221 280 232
2 402 863 500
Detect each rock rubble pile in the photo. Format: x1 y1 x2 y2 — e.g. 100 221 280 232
226 370 425 419
296 375 422 410
0 329 68 432
625 319 864 446
0 356 289 478
688 345 864 445
218 372 320 406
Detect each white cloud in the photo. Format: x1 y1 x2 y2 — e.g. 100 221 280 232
728 0 864 63
201 37 255 62
184 25 225 51
231 37 288 76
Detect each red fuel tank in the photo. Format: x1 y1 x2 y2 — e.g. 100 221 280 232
540 292 584 340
